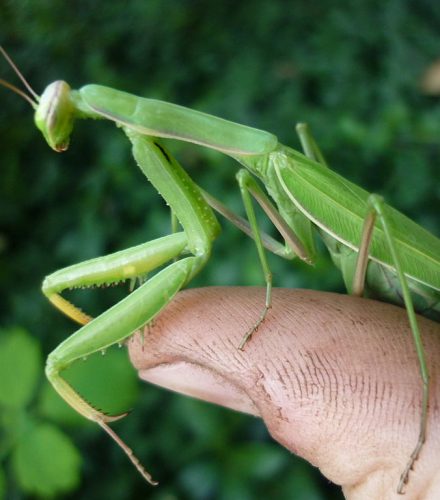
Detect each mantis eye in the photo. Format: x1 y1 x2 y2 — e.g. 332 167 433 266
35 80 75 152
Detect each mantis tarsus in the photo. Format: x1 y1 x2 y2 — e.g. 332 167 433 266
1 47 439 493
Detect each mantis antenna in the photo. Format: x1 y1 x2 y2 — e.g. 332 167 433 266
0 45 38 107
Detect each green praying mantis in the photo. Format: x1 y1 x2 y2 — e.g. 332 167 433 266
1 46 439 494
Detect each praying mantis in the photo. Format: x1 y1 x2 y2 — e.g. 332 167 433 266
1 46 439 494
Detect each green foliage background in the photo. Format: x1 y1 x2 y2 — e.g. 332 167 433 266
0 1 439 499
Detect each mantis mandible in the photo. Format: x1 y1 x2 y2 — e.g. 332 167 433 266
1 47 439 493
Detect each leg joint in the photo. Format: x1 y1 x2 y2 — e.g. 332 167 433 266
236 168 252 185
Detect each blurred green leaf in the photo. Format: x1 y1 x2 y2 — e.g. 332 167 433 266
179 461 218 499
0 327 41 409
220 475 254 500
11 422 81 497
39 346 138 426
0 467 5 500
173 397 226 441
38 380 84 427
229 442 287 479
279 461 326 500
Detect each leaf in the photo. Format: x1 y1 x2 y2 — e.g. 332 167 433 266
179 461 218 499
229 443 287 479
39 346 138 426
38 381 85 427
277 461 325 500
0 327 41 409
11 422 81 497
0 467 5 500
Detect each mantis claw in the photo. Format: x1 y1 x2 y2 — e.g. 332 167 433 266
100 409 131 423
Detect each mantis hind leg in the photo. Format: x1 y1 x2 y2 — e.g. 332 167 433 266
297 123 429 493
353 194 429 494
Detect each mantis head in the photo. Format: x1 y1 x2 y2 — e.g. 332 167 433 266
0 46 75 152
34 81 75 152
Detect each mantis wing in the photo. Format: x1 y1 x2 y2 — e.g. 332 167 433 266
275 149 440 291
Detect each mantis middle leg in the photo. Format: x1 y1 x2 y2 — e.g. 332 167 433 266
353 195 429 494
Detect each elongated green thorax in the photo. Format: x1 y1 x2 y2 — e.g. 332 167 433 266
34 80 76 152
79 84 278 156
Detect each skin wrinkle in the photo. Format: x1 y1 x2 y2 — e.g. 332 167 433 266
296 358 311 399
167 298 233 374
352 373 369 427
305 350 325 397
317 349 340 417
302 326 339 421
298 351 316 395
282 296 396 460
312 350 334 406
193 300 256 386
364 376 386 440
140 314 261 414
287 359 304 399
374 321 405 430
314 346 358 453
274 360 288 393
285 357 305 402
322 346 364 454
348 372 358 394
243 305 301 411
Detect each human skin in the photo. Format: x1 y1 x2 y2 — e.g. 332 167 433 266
127 287 440 499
